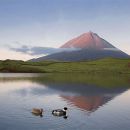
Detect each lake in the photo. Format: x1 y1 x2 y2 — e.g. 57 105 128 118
0 73 130 130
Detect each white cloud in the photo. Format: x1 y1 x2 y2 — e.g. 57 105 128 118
0 49 35 61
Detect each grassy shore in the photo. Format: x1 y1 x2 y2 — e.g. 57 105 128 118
0 58 130 74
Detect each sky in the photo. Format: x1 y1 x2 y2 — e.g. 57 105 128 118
0 0 130 60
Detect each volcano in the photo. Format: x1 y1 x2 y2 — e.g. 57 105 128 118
31 31 129 62
61 31 115 49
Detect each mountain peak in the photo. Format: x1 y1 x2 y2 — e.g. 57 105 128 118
31 31 129 62
81 31 99 41
86 31 96 35
61 31 115 49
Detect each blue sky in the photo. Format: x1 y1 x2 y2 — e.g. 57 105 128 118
0 0 130 60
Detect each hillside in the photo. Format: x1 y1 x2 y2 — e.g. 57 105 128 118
0 58 130 74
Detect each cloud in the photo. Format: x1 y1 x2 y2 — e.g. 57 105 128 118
11 45 29 53
30 47 60 55
10 45 80 56
0 49 34 61
103 48 120 51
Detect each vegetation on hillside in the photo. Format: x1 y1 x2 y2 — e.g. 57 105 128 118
0 58 130 74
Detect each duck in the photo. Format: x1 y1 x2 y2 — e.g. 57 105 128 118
32 108 43 117
52 107 68 117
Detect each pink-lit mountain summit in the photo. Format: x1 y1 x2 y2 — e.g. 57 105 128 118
61 31 115 49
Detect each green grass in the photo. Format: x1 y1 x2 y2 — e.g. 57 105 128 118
0 58 130 74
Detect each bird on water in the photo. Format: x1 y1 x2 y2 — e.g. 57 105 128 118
32 108 43 117
52 107 68 119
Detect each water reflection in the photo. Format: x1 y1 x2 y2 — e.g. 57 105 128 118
62 95 111 112
1 73 129 113
0 73 130 130
45 83 128 113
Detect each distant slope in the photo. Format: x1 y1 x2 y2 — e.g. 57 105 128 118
31 49 129 62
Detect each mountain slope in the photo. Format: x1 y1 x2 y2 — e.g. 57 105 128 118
32 49 129 62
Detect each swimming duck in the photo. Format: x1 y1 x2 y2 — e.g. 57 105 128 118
52 107 68 117
32 108 43 117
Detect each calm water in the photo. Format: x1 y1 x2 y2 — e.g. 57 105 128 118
0 73 130 130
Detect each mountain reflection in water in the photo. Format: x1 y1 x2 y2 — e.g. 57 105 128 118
43 82 128 113
62 96 111 112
